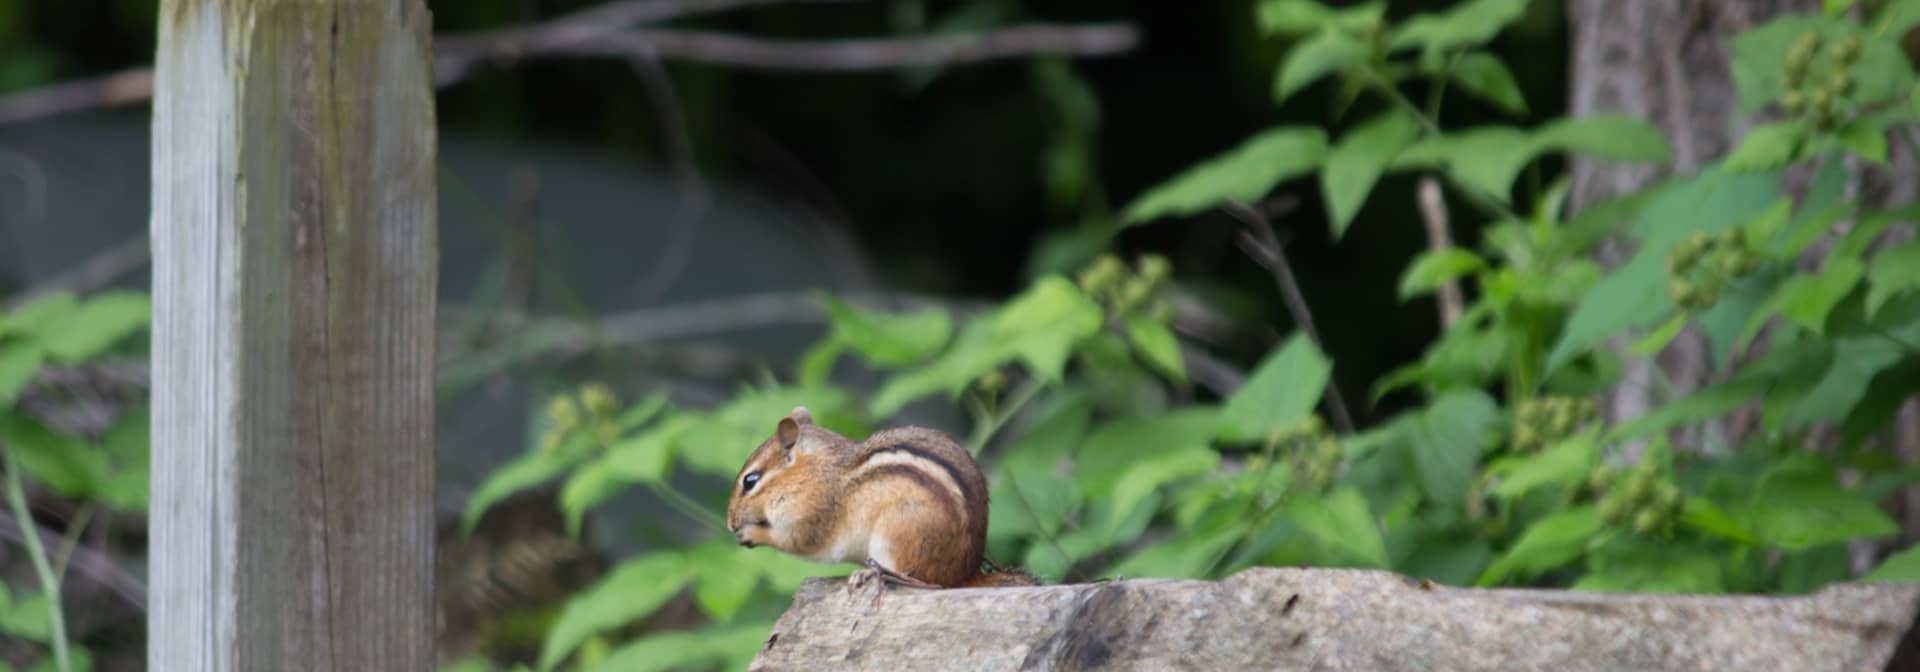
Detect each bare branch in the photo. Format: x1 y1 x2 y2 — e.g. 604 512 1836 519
2 234 151 311
506 24 1140 73
1225 202 1358 435
0 0 1137 127
0 511 146 611
625 54 712 302
1416 178 1463 330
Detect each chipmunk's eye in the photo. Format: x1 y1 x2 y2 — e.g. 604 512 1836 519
741 471 762 493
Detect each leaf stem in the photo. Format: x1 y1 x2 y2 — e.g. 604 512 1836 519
646 482 727 532
3 449 70 672
967 376 1047 455
1364 70 1525 224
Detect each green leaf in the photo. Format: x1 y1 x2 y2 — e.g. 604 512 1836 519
1732 14 1917 115
1738 465 1900 550
1121 127 1329 225
1 293 77 340
1628 313 1687 356
1321 112 1420 238
605 415 692 483
462 449 584 534
38 290 150 364
1409 389 1499 507
1607 376 1770 441
0 591 51 642
796 337 843 387
1388 0 1530 56
1838 117 1889 164
1863 543 1920 582
1722 121 1809 172
1105 517 1245 579
1077 408 1222 495
872 277 1100 416
687 541 758 622
100 406 150 512
1217 332 1330 443
1399 539 1492 587
539 551 697 671
1274 29 1367 104
1291 487 1388 567
1788 336 1903 426
595 623 770 672
1448 51 1528 115
1486 430 1597 500
0 341 43 406
1397 249 1484 300
1867 239 1920 317
1547 166 1782 371
820 294 951 366
615 392 670 431
1573 543 1724 593
1478 505 1602 585
1256 0 1385 35
1532 115 1671 164
0 413 106 498
1106 448 1220 535
558 458 623 536
1773 258 1865 334
1680 497 1756 544
1124 316 1185 384
1439 127 1533 201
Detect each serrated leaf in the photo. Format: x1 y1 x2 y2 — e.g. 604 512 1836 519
1322 111 1420 237
1105 523 1245 579
795 337 842 387
1122 127 1329 225
1106 448 1221 540
873 276 1101 416
0 342 42 406
1607 376 1771 441
1397 248 1484 300
1741 197 1795 244
1217 332 1330 443
1409 389 1499 507
1123 316 1185 383
1479 505 1602 585
38 291 150 364
3 294 77 340
1867 239 1920 317
1274 29 1367 104
1732 15 1916 116
1723 121 1810 172
1787 336 1903 427
0 591 51 642
820 294 951 366
1291 487 1388 567
1449 51 1528 115
596 623 771 672
100 406 150 512
538 551 697 671
1486 431 1596 500
1573 544 1724 593
1532 115 1671 164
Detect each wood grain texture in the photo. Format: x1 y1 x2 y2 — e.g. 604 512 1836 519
150 0 437 670
749 568 1920 672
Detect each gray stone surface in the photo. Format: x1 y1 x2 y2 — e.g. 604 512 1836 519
747 567 1920 671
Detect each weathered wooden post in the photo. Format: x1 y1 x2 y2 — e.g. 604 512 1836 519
149 0 437 669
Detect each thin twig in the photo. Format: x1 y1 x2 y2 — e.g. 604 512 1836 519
626 53 712 302
1416 178 1463 330
1224 202 1358 435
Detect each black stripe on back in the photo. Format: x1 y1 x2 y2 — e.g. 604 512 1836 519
848 464 964 526
866 444 978 511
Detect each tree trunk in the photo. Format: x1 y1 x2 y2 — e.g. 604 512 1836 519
148 0 439 669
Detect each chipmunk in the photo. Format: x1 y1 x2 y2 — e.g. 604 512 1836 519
725 406 1039 591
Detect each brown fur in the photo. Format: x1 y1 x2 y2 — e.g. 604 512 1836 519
725 407 1027 589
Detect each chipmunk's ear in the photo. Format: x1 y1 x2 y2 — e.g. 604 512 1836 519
777 416 803 450
788 406 813 426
